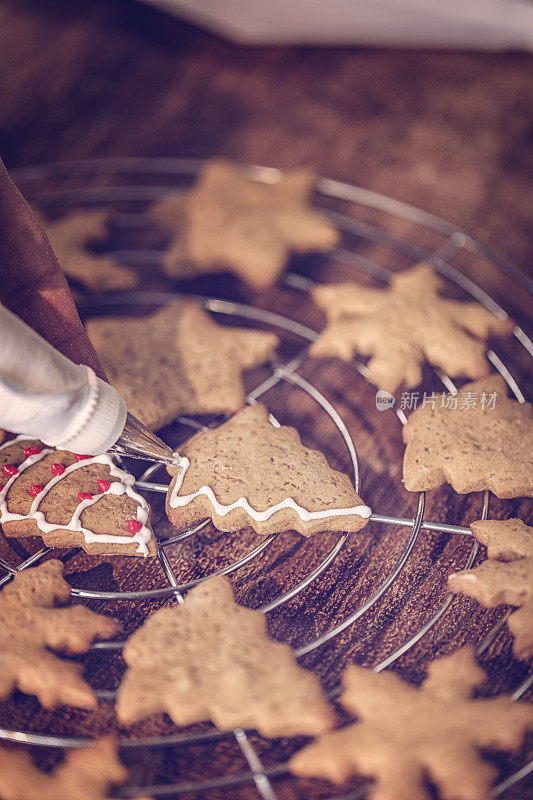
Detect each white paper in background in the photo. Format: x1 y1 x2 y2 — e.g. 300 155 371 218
137 0 533 50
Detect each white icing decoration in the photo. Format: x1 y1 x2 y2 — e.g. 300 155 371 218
0 434 37 450
0 438 152 556
168 457 372 524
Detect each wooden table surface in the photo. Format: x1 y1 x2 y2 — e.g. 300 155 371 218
0 2 531 799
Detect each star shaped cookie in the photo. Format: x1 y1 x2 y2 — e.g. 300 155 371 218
117 575 335 737
42 210 139 292
150 159 339 290
0 560 120 708
291 647 533 800
310 264 512 392
402 375 533 497
0 434 156 556
0 738 152 800
166 402 371 538
87 302 279 430
449 518 533 659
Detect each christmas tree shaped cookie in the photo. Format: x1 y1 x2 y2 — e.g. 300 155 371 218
117 575 335 737
166 403 371 537
291 648 533 800
87 302 279 431
311 264 512 393
150 159 339 290
0 434 156 556
402 375 533 497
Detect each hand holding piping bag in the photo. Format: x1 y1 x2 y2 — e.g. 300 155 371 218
0 157 176 463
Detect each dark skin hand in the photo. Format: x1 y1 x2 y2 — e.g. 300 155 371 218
0 157 107 380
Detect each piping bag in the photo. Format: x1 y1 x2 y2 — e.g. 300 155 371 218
0 304 177 463
0 157 176 464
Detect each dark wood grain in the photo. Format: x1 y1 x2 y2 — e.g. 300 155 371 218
0 2 531 799
1 0 532 282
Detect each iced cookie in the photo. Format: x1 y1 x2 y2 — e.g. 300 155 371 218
0 434 156 556
166 402 371 538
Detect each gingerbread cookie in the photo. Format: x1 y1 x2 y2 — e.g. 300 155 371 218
0 434 156 556
310 264 512 392
402 375 533 497
87 302 279 431
0 738 152 800
166 403 371 538
449 518 533 659
41 210 139 292
0 559 120 708
117 575 335 736
291 647 533 800
150 159 339 290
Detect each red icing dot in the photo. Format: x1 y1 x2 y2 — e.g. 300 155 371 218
97 479 111 493
2 464 18 477
51 463 66 476
127 519 142 534
24 446 41 458
77 491 93 502
30 483 44 496
74 453 90 461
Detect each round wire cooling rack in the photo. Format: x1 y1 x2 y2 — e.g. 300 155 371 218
0 158 532 800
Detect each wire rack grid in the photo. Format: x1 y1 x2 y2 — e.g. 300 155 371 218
0 158 531 800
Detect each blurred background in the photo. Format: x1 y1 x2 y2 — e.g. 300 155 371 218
1 0 532 276
1 6 532 798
